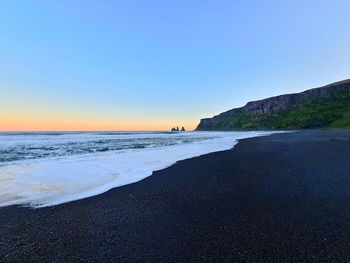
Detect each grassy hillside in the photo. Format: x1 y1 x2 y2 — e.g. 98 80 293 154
213 96 350 130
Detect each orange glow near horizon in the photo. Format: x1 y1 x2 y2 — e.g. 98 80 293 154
0 114 198 132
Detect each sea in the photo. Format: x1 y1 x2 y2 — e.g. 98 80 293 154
0 131 274 208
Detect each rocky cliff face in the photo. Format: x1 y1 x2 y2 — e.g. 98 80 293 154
196 79 350 130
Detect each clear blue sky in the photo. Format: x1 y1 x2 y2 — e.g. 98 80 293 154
1 0 350 130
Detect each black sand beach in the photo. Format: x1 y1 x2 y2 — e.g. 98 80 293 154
1 130 350 262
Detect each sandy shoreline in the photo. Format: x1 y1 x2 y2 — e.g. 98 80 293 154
1 130 350 262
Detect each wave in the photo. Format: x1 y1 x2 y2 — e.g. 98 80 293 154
0 131 276 208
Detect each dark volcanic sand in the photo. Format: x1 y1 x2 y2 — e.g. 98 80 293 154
1 131 350 262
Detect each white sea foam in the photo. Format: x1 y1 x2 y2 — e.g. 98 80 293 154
0 131 276 208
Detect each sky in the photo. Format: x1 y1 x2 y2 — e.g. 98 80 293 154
1 0 350 131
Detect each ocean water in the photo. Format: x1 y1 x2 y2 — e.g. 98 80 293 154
0 131 275 208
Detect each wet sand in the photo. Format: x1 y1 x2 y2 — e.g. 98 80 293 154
1 130 350 262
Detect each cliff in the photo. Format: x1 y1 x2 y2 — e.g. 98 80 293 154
196 79 350 130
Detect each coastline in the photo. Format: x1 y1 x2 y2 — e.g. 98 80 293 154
0 131 274 208
1 130 350 261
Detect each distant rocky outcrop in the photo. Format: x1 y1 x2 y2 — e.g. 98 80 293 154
171 126 186 132
196 79 350 130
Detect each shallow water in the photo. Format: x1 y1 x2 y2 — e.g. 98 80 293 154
0 131 275 208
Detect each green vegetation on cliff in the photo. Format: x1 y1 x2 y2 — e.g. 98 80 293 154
196 80 350 130
213 96 350 130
